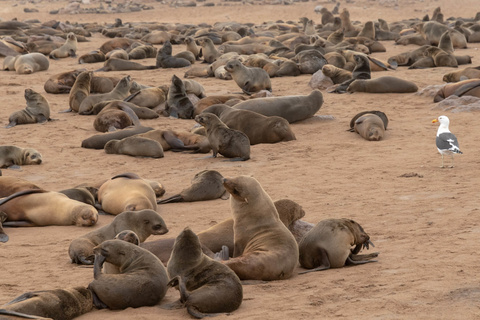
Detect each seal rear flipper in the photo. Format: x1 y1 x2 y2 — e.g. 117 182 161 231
160 299 185 310
4 291 44 305
2 221 36 227
58 108 73 113
36 115 48 124
0 309 51 319
346 254 378 265
223 157 249 162
124 91 141 102
163 131 185 149
6 120 17 128
0 211 9 242
157 194 184 204
88 289 109 310
74 255 95 265
187 305 220 319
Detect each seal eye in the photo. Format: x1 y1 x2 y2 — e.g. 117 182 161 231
144 220 150 225
152 224 163 230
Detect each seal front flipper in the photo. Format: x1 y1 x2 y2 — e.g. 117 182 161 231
89 289 109 310
0 309 51 319
157 194 184 204
162 131 185 149
0 211 8 242
6 120 17 128
346 252 379 265
298 246 331 274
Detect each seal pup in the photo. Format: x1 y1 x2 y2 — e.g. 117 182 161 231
88 239 169 309
224 59 272 95
158 170 228 204
13 52 49 74
218 176 299 280
432 115 463 168
156 40 191 68
104 136 164 158
351 113 386 141
194 113 250 161
97 173 157 215
164 227 243 318
67 70 92 113
0 146 42 169
7 89 50 128
0 287 93 320
49 32 77 59
165 74 194 119
298 218 378 273
69 208 168 265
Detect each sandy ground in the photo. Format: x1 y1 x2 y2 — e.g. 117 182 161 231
1 0 480 319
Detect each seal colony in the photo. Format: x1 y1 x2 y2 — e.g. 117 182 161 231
2 2 478 319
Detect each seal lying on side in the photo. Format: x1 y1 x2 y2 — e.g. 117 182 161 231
97 173 158 215
219 176 299 280
158 170 228 204
0 146 42 168
164 227 243 318
13 52 49 74
348 111 388 141
104 136 164 158
202 104 296 145
69 208 168 265
81 126 154 149
234 90 323 123
7 89 51 128
298 218 378 273
88 239 169 309
195 113 250 161
59 186 96 206
347 76 418 93
224 59 272 95
433 79 480 102
0 176 41 197
0 287 93 320
93 103 141 132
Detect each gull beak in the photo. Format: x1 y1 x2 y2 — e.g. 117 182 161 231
432 119 438 123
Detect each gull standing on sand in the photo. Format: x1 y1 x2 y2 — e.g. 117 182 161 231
432 115 463 168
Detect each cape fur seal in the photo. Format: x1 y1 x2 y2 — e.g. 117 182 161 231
13 52 49 74
0 287 93 320
44 69 84 94
156 40 191 68
104 136 164 158
0 176 41 198
59 186 96 206
218 176 299 280
93 103 141 132
234 90 323 123
49 32 77 59
347 76 418 93
78 50 106 64
202 104 296 145
124 85 168 109
195 113 250 161
69 208 168 265
225 59 272 95
81 126 154 149
7 89 51 128
351 112 387 141
158 170 228 204
97 57 157 72
443 67 480 83
434 79 480 102
198 37 221 63
298 218 378 273
97 173 157 215
164 227 243 318
88 239 169 309
0 146 42 168
67 70 92 113
165 74 194 119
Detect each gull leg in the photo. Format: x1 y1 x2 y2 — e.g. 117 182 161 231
450 154 455 168
440 154 445 168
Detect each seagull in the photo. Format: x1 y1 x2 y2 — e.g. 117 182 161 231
432 115 463 168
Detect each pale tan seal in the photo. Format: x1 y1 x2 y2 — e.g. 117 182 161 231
43 69 84 94
0 146 42 168
78 50 106 64
218 176 299 280
0 287 93 319
298 218 378 273
224 59 272 95
194 113 250 161
347 76 418 93
124 85 168 109
7 89 50 128
67 70 92 113
49 32 77 59
13 52 49 74
93 102 141 132
321 64 352 84
158 170 228 204
434 79 480 102
202 104 296 145
97 173 157 215
105 136 164 158
352 113 386 141
198 37 221 63
88 239 169 309
128 45 157 60
185 36 201 60
0 176 41 198
164 227 243 318
137 129 211 154
99 38 136 54
69 208 168 265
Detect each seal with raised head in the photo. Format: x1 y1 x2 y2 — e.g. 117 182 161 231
49 32 77 59
105 136 164 158
224 59 272 95
347 76 418 93
69 208 168 265
198 37 221 63
0 146 42 169
164 227 243 318
158 170 228 204
0 287 93 320
218 176 299 280
97 173 158 215
298 218 378 273
67 70 92 113
330 54 371 93
195 113 250 161
165 74 194 119
156 40 191 68
13 52 49 74
88 239 169 309
185 36 201 60
7 89 50 128
103 230 141 274
423 46 458 68
234 89 323 123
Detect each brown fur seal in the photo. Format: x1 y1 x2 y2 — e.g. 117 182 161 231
128 45 157 60
99 38 135 54
434 79 480 102
322 64 352 84
97 57 157 72
164 227 243 318
0 189 98 228
0 287 93 319
93 103 141 132
156 40 191 68
79 75 133 115
59 186 96 206
103 230 141 274
13 53 49 74
49 32 77 59
67 70 92 113
78 50 106 64
88 239 169 309
194 94 248 116
219 176 299 280
224 59 272 95
91 100 159 119
423 46 458 68
97 173 157 215
195 113 250 161
43 69 84 94
137 129 211 154
7 89 50 128
124 85 168 109
165 74 194 119
347 76 418 93
158 170 228 204
234 89 323 123
299 218 378 273
198 37 221 63
81 126 154 149
105 136 164 158
0 177 41 198
0 146 42 168
331 54 371 93
69 208 168 265
351 113 387 141
202 104 296 145
106 48 129 60
185 36 201 60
